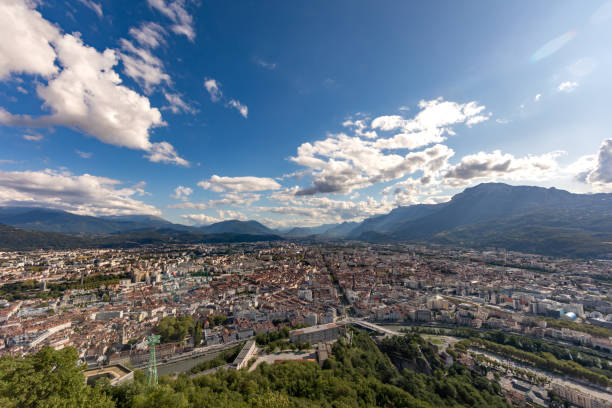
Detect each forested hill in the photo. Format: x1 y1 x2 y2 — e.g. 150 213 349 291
0 223 283 251
0 331 511 407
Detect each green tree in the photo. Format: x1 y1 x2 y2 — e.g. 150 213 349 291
0 346 114 408
193 321 202 346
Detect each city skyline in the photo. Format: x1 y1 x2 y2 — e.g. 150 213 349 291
1 0 611 228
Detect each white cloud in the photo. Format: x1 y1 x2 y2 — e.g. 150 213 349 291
77 0 102 18
181 213 220 226
0 3 187 166
23 133 43 141
342 118 377 138
145 142 189 166
0 168 159 216
534 93 542 102
168 192 261 209
558 81 579 92
170 185 192 200
147 0 195 41
204 78 222 102
163 92 196 114
198 175 281 192
129 22 167 49
289 98 488 195
586 138 612 186
204 77 249 118
119 39 170 92
0 0 60 79
75 150 92 158
444 149 564 186
228 99 248 118
253 56 276 70
262 193 395 225
217 209 248 221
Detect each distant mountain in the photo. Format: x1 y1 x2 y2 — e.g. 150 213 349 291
0 223 283 251
285 223 339 237
347 204 442 238
100 214 175 228
321 222 360 238
200 220 276 235
0 207 179 235
284 222 360 238
347 183 612 258
0 223 89 250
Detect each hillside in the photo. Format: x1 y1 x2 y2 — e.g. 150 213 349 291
0 207 176 235
0 224 283 251
348 183 612 258
200 219 276 235
0 331 511 408
0 224 90 250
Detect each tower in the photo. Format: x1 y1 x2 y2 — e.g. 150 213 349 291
146 334 161 386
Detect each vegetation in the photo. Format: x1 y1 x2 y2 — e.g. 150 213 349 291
0 273 130 301
0 223 284 252
414 327 612 386
0 331 513 407
544 317 612 338
188 344 243 374
433 208 612 258
468 337 611 388
156 315 196 343
207 314 228 328
254 326 310 352
0 347 114 408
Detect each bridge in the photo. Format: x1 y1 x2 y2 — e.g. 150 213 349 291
338 318 405 337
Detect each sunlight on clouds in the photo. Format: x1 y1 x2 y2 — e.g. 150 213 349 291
0 0 188 166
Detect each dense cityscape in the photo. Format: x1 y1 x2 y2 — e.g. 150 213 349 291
2 0 612 406
0 243 610 406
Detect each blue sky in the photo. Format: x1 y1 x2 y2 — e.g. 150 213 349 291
0 0 611 228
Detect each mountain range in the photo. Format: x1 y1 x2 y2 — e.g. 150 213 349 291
0 183 611 257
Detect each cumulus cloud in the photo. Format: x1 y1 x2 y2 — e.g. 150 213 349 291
342 118 377 138
262 193 395 225
0 168 159 216
228 99 248 118
181 213 220 225
147 0 195 41
217 209 248 221
0 2 187 166
204 77 222 102
558 81 579 92
444 149 564 186
163 92 196 114
145 142 188 166
119 39 170 92
586 138 612 185
168 192 261 210
290 98 486 196
198 175 281 192
170 185 192 200
0 0 60 79
129 22 167 49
